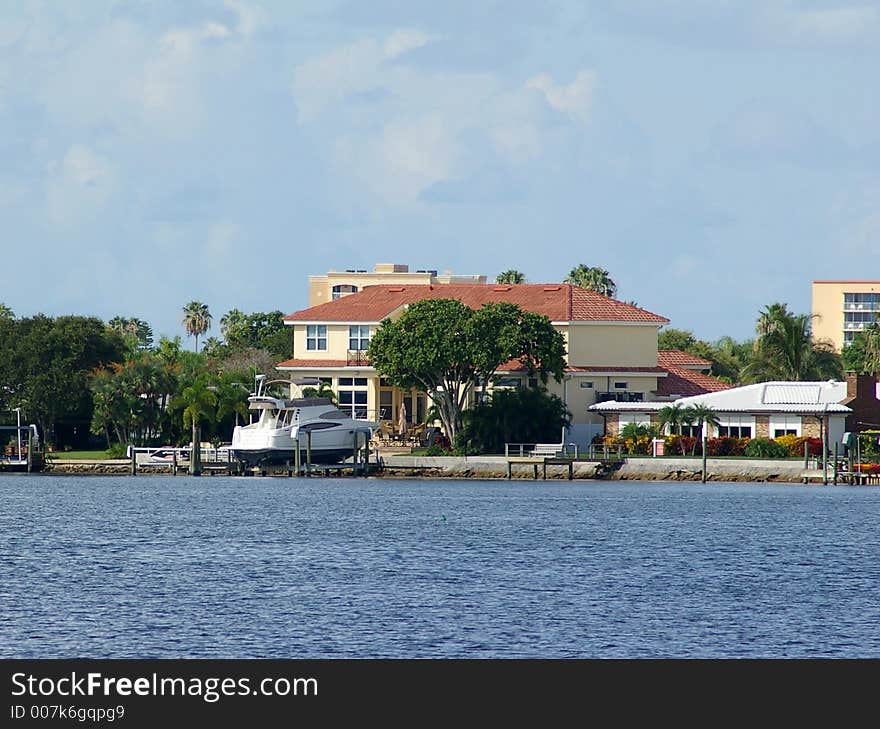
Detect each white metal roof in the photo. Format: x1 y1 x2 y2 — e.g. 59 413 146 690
589 381 852 414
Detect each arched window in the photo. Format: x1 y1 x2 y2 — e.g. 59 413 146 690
332 284 358 300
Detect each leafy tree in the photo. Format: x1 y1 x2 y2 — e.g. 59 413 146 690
564 264 617 298
108 316 153 351
1 315 126 446
457 387 570 454
0 303 14 320
842 323 880 374
218 309 290 359
182 301 212 353
741 303 842 382
495 270 526 284
368 299 566 442
658 328 698 352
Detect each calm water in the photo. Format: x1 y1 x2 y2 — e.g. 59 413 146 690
1 474 878 658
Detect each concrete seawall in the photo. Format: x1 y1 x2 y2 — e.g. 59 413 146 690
40 455 853 484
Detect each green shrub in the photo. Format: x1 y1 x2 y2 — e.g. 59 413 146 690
106 442 128 458
743 438 788 459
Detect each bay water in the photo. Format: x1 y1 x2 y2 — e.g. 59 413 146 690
2 475 878 658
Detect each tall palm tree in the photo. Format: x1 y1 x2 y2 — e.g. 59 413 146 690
182 301 212 353
495 270 526 284
742 303 842 382
178 374 217 475
564 264 617 298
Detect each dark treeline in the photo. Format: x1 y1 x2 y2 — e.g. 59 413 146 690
0 304 289 452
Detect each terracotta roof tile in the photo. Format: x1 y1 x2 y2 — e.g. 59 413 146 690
283 284 669 324
656 366 732 397
657 350 713 369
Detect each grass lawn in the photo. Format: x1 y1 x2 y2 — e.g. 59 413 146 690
48 450 113 460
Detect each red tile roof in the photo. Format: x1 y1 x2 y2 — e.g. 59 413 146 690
655 366 732 397
283 284 669 324
657 350 713 369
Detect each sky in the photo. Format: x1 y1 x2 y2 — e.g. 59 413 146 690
1 0 878 346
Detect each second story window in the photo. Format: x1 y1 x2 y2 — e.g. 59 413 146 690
349 325 370 351
306 325 327 351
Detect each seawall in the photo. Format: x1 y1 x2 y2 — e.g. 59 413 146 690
39 455 852 484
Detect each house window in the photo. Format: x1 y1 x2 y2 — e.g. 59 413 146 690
332 284 358 300
379 389 393 419
579 381 594 389
492 377 520 389
348 325 370 351
528 377 539 388
770 415 801 438
338 378 368 419
614 382 628 390
306 325 327 351
717 415 754 439
619 412 650 427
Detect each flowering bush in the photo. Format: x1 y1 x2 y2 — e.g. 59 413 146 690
773 435 822 457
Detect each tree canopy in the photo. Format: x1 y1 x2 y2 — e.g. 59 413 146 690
368 299 566 441
495 270 526 284
741 302 842 382
182 301 212 353
564 264 617 298
842 323 880 374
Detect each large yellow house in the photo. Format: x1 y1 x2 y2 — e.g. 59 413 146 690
277 278 727 448
812 280 880 351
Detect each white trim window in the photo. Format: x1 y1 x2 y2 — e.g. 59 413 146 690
717 415 755 439
769 414 801 438
348 325 370 352
338 376 368 418
619 412 650 427
306 325 327 351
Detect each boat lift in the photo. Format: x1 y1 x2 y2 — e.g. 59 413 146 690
0 422 41 472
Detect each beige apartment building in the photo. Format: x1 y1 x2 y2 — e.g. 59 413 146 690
812 280 880 351
277 268 729 448
308 263 486 307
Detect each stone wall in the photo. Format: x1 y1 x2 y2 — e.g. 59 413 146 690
755 415 769 439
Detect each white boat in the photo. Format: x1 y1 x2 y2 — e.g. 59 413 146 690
230 378 376 467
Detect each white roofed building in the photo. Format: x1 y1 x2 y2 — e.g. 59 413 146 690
590 380 851 445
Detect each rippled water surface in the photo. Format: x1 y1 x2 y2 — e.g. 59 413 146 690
1 475 879 658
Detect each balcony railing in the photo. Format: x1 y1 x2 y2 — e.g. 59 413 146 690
347 350 370 366
596 391 644 403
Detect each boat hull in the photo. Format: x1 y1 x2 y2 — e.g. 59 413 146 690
230 447 355 467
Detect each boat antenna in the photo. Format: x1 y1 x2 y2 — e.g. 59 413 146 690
255 373 267 396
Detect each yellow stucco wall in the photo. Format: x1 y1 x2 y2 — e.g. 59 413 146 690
292 323 372 359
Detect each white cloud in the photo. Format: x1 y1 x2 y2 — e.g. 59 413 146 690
46 144 115 227
383 29 433 59
525 70 598 123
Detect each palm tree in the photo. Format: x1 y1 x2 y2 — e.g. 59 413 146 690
564 264 617 298
657 404 684 437
688 403 720 455
178 374 217 475
182 301 212 353
742 303 843 382
496 270 526 284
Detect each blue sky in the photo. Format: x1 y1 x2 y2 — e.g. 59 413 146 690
2 1 878 345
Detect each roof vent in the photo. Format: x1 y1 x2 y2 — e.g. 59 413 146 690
493 286 512 292
388 286 405 292
543 286 561 291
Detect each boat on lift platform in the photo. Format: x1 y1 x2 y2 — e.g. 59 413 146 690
230 377 376 467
